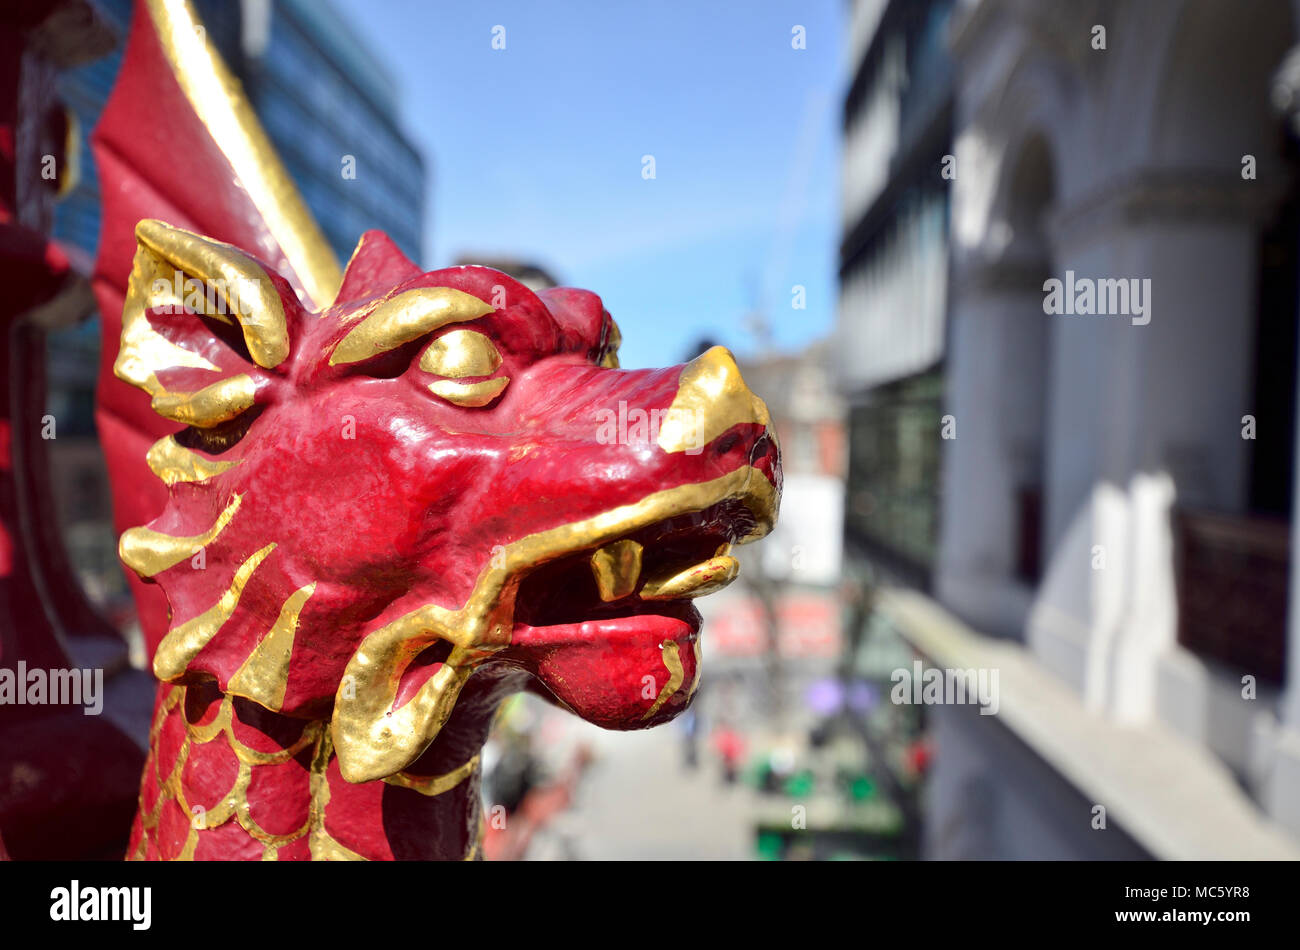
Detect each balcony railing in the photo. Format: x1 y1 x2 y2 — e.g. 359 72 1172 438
1173 509 1289 684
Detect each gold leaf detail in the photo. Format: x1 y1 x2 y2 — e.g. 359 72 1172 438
639 554 739 600
688 637 703 699
589 540 643 601
427 376 509 407
419 328 502 378
151 374 257 428
119 493 243 578
384 754 480 797
226 582 317 711
135 219 290 368
146 434 242 485
153 543 276 682
331 626 477 784
656 345 773 454
115 236 222 397
329 287 494 365
307 729 368 860
641 641 684 720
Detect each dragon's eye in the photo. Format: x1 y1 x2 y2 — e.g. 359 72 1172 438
420 328 501 377
419 329 508 406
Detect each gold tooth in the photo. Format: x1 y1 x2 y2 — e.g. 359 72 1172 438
590 540 644 601
640 555 739 601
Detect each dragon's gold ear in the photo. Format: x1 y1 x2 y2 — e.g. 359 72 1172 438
115 219 292 428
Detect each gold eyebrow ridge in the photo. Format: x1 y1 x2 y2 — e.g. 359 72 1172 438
328 287 495 366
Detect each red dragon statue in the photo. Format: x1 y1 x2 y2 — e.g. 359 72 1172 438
85 0 781 859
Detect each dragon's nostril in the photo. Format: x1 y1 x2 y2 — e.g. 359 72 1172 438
750 429 778 460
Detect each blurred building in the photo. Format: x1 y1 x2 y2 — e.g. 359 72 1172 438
53 0 425 264
839 0 1300 858
44 0 426 618
742 342 847 590
692 342 847 662
241 0 425 263
52 0 240 261
838 0 954 588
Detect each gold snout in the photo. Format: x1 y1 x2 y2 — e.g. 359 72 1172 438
655 346 775 455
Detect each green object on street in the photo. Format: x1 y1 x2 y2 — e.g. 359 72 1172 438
785 769 815 798
755 831 783 861
850 775 876 801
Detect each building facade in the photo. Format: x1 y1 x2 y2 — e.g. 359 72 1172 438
840 0 1300 858
838 0 954 589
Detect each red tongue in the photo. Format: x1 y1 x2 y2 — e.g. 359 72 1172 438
389 636 460 711
512 613 701 728
393 657 446 710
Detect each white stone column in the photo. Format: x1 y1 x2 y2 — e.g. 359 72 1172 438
935 265 1047 638
1036 184 1261 724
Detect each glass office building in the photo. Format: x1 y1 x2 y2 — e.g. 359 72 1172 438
242 0 425 262
52 0 425 265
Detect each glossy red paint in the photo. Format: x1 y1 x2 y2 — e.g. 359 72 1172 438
95 0 781 860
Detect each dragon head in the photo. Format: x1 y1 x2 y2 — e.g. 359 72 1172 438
114 219 781 784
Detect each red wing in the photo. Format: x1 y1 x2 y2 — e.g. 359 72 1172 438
91 0 340 646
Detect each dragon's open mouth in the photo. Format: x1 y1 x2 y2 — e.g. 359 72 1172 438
391 493 766 725
333 464 779 781
510 495 757 645
493 456 775 649
502 492 770 729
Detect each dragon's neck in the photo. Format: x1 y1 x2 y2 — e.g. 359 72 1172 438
128 670 526 860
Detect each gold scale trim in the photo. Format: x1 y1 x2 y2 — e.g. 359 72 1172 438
129 686 479 861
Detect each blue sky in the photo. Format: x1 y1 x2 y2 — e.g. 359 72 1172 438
331 0 843 369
